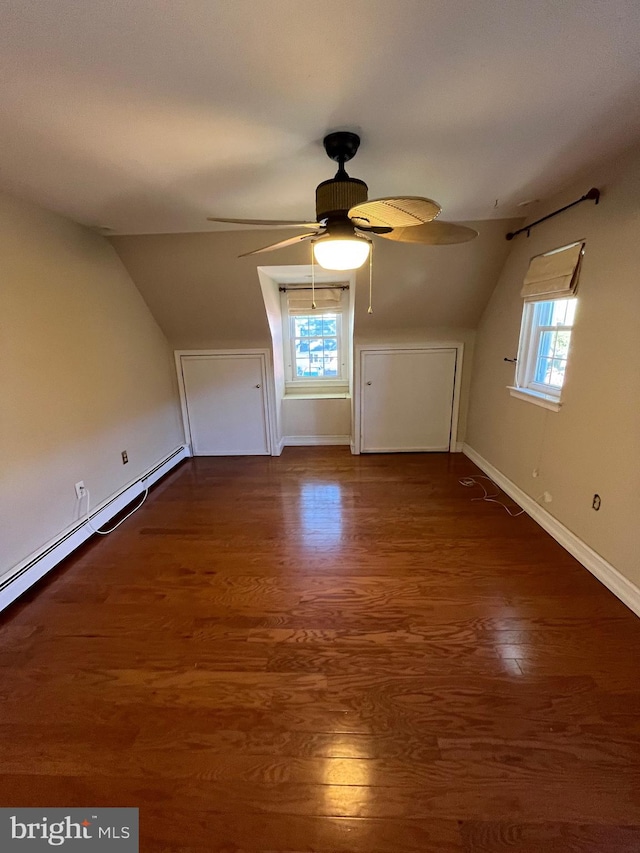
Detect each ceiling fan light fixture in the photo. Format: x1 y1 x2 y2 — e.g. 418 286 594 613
313 235 370 271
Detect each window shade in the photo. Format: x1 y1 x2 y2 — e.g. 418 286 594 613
286 288 343 315
521 241 584 300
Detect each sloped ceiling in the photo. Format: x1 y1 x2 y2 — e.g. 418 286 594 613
1 1 640 233
110 219 518 347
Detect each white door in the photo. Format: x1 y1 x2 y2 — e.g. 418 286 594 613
361 348 457 452
181 354 270 455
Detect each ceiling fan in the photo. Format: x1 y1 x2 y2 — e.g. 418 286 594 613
207 131 478 271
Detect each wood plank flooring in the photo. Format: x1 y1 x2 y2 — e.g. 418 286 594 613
1 448 639 852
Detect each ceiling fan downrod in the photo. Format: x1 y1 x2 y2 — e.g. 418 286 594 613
316 132 368 223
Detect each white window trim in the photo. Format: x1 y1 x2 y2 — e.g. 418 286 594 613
281 292 350 395
509 296 576 412
508 385 562 412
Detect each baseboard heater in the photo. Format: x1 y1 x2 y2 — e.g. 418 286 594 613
0 444 190 614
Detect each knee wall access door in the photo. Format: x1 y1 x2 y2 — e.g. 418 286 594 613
177 352 271 455
359 346 460 452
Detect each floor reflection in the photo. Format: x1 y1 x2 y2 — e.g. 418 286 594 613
322 734 372 814
298 481 343 551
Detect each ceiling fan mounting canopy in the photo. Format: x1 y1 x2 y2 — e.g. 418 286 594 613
322 131 361 165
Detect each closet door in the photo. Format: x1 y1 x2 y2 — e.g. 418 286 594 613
360 348 457 452
180 354 270 455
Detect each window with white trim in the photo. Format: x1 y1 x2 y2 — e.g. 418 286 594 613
516 297 577 398
510 241 584 408
281 285 349 389
290 313 342 379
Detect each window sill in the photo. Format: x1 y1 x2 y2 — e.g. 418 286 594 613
284 390 350 400
507 386 562 412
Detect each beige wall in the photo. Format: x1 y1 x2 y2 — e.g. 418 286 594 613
466 146 640 586
111 220 518 349
112 220 518 445
282 398 351 440
0 193 185 576
111 231 274 350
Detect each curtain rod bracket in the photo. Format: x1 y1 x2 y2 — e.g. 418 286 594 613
506 188 600 241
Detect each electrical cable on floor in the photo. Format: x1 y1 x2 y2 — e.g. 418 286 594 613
459 474 525 517
82 481 149 535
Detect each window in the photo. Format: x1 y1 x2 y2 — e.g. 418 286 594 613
509 242 584 411
290 313 341 379
516 297 577 400
281 285 349 390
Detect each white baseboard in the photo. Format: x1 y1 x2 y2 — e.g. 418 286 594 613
0 445 190 614
462 444 640 618
282 435 351 446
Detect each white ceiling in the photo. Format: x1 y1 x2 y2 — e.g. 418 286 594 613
2 0 640 234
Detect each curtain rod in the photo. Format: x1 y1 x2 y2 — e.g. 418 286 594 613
278 285 349 292
506 188 600 241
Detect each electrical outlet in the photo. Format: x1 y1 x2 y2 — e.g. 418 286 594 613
74 481 86 500
532 469 539 478
542 491 553 503
592 493 601 511
121 450 128 464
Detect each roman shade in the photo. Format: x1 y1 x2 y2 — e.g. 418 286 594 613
521 241 584 300
286 287 344 314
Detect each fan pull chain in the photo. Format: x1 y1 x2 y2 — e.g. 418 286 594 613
311 241 316 309
367 239 374 314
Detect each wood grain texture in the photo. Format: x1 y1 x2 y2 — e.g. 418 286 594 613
1 448 639 852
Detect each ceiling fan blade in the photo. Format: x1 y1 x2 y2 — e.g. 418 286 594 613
375 221 478 245
354 225 393 234
348 196 442 229
208 216 320 228
238 231 321 258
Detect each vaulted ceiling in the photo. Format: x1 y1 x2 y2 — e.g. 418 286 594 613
2 0 640 235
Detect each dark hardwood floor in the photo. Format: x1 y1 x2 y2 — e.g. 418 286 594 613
1 448 639 852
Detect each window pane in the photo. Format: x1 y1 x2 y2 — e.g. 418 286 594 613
323 357 339 376
539 330 556 360
549 358 566 387
322 317 337 336
296 359 310 377
323 337 338 352
294 317 310 337
555 330 571 359
535 301 554 326
549 298 576 326
306 318 324 337
534 356 553 384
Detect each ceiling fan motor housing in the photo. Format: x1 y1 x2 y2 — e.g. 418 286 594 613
316 177 368 222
